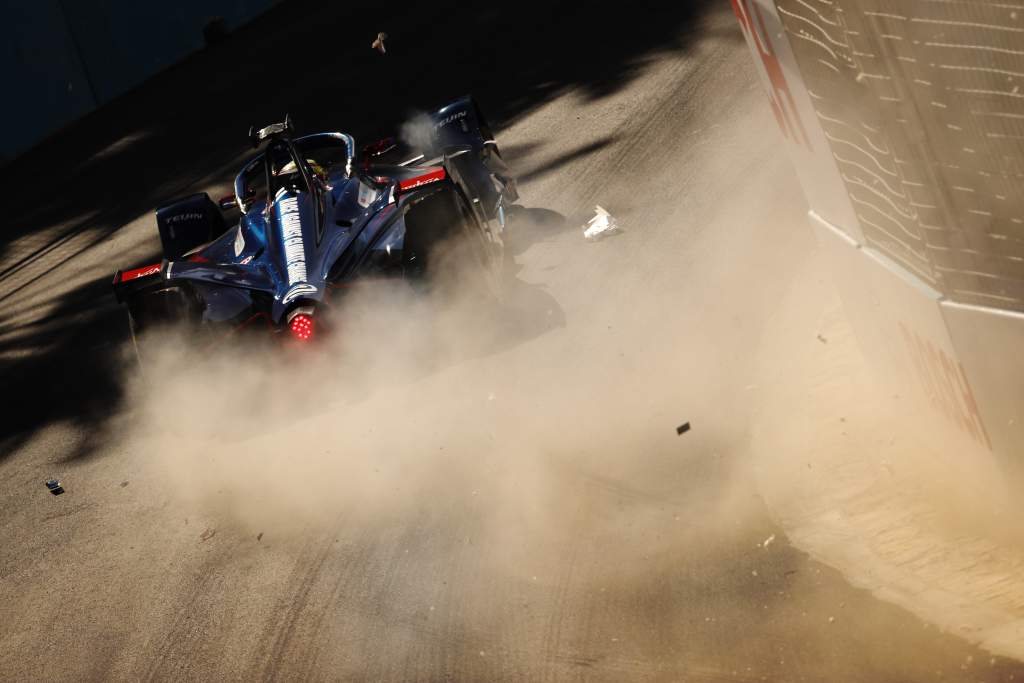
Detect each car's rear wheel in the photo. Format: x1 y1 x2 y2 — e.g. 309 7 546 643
126 286 201 373
403 189 505 301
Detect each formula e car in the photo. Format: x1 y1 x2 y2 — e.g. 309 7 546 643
112 97 517 355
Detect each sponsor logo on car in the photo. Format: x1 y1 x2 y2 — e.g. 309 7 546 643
398 169 446 193
278 196 307 285
434 110 467 130
120 264 161 282
165 211 204 224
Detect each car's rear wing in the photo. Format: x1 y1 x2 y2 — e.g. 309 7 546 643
428 96 494 155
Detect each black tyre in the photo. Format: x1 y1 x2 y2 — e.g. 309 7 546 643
403 189 504 300
126 285 201 372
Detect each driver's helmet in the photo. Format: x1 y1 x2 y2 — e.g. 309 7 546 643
275 159 328 182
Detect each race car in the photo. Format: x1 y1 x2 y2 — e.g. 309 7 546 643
112 97 518 358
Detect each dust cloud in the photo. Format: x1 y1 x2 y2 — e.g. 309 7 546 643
117 103 782 595
105 98 1024 676
399 110 436 153
121 230 762 582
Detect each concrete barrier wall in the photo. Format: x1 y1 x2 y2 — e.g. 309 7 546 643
941 302 1024 468
1 0 277 161
732 0 1024 473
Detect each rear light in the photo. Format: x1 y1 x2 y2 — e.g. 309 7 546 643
289 313 314 341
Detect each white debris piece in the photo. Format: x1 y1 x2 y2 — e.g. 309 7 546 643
762 534 776 548
583 205 622 241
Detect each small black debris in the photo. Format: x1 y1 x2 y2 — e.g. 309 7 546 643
816 334 828 343
200 528 216 542
257 532 264 542
45 479 64 495
120 480 129 488
676 422 691 436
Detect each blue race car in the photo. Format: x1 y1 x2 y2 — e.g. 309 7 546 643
113 97 518 354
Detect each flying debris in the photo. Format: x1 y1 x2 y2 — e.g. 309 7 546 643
583 205 622 241
372 32 388 54
676 422 691 435
45 479 64 495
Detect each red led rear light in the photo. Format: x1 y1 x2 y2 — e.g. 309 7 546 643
289 313 314 341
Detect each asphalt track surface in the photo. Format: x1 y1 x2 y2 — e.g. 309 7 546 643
2 2 1024 681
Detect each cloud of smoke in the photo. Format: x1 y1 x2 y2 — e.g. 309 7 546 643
125 248 759 559
398 110 436 154
119 101 785 586
101 98 1024 677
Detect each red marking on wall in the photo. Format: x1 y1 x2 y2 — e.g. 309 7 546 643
899 322 992 451
731 0 811 150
